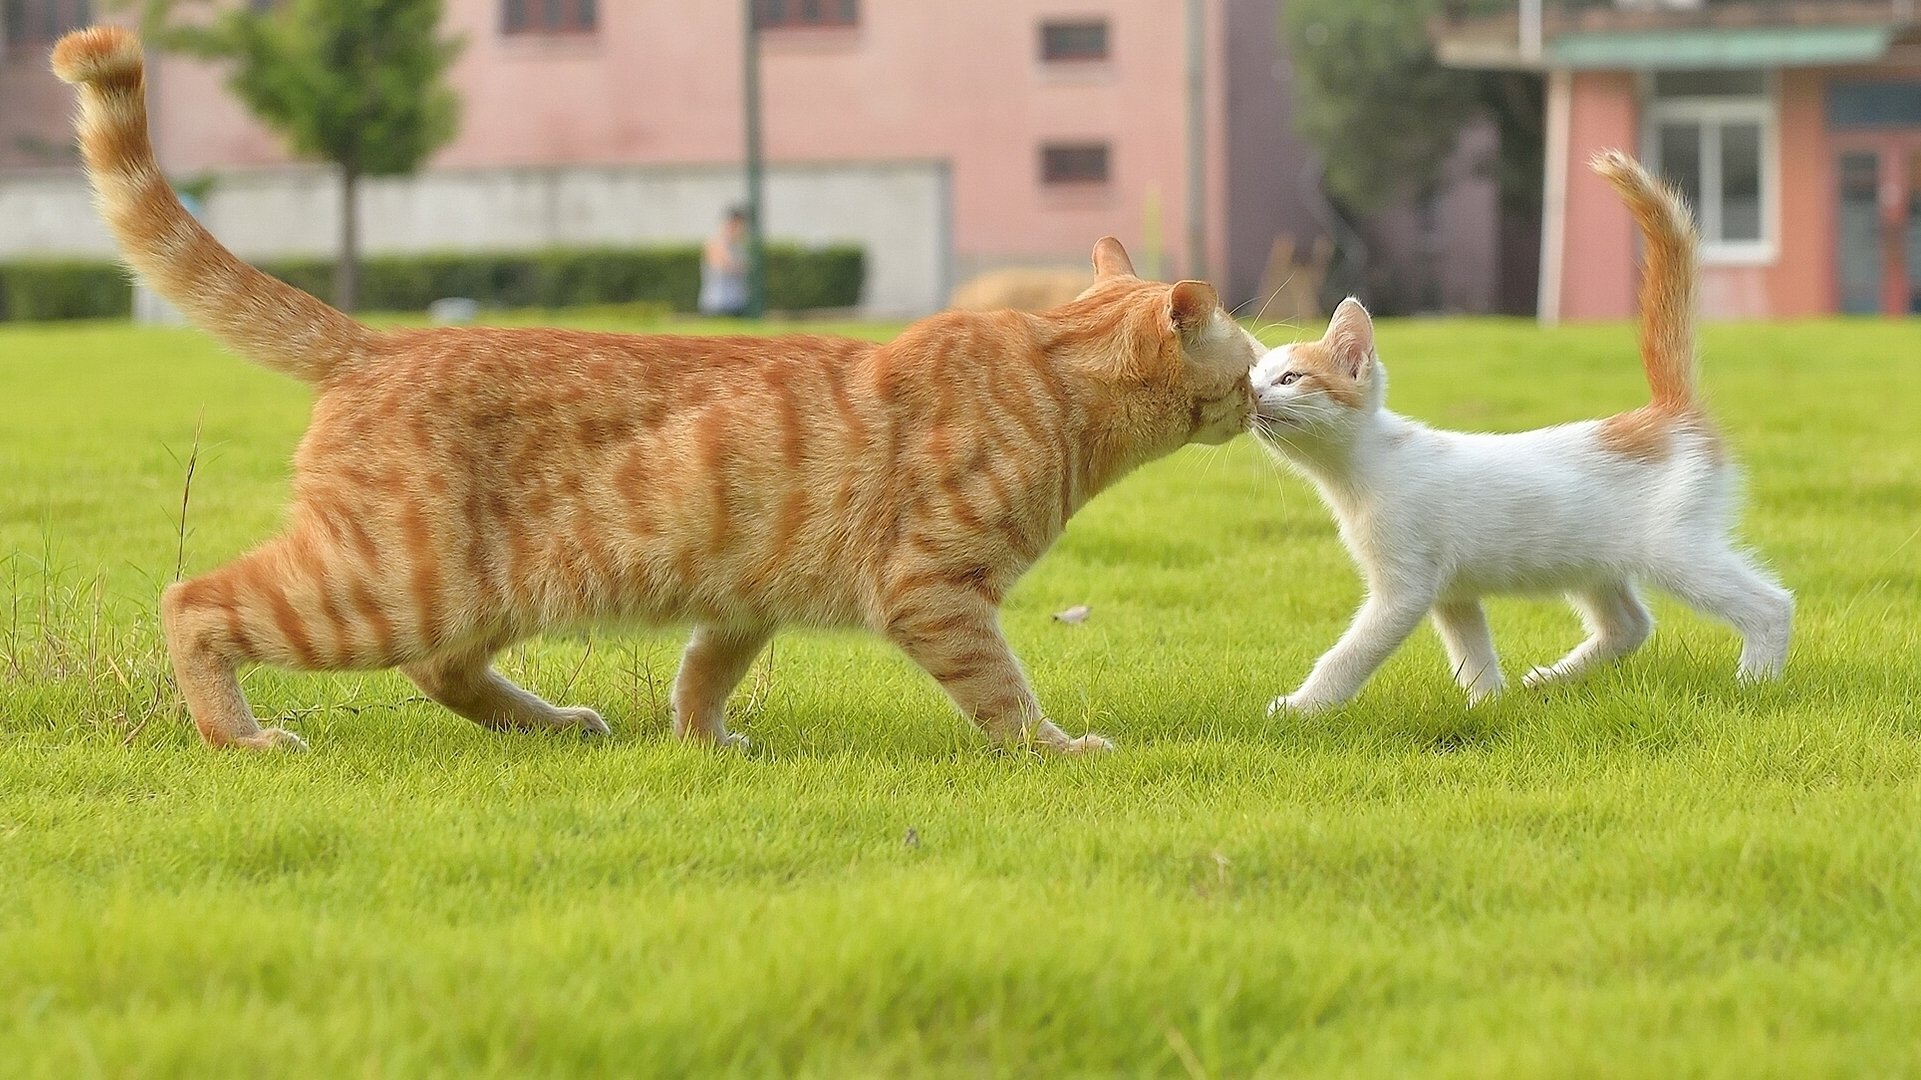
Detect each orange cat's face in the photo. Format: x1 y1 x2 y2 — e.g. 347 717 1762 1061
1061 238 1260 449
1157 288 1262 445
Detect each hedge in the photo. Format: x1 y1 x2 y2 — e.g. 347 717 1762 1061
0 261 134 322
0 244 865 322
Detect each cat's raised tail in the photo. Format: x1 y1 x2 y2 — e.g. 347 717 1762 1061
1591 149 1698 412
52 27 370 383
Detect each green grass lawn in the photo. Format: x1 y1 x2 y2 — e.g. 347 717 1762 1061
2 313 1918 1077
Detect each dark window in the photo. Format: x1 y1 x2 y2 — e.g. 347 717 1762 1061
757 0 858 30
1041 142 1110 185
1828 81 1921 129
1041 20 1108 62
2 0 91 48
503 0 596 35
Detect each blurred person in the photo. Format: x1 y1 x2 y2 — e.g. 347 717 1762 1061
698 205 750 317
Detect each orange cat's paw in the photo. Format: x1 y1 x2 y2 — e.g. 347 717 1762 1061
556 707 610 737
1027 722 1113 754
1054 732 1114 755
232 727 308 752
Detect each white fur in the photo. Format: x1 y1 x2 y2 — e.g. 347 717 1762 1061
1252 300 1792 714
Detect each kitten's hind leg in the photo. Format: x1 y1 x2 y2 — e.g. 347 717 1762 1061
403 644 610 737
1523 581 1652 688
1275 590 1435 715
1651 552 1792 681
671 625 774 749
1432 599 1504 705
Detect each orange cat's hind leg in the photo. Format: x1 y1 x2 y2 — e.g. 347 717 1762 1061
401 644 610 738
160 548 318 751
671 625 773 749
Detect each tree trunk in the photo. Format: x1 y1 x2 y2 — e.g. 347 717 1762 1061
334 161 361 313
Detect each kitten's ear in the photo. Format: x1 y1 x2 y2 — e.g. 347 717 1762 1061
1323 297 1375 379
1091 236 1136 279
1168 280 1219 336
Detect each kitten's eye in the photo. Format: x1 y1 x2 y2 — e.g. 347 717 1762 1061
1279 372 1303 386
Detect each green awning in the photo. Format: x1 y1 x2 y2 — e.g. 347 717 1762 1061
1547 25 1896 70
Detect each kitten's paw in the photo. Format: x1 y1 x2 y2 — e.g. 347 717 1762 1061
556 706 610 737
233 727 308 752
1736 662 1785 685
1268 694 1326 717
717 731 752 752
1520 666 1563 690
1464 686 1503 707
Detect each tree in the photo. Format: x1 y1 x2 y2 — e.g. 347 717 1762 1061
1285 0 1540 215
158 0 463 312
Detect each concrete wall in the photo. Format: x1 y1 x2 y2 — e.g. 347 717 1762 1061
2 0 1508 314
1555 70 1640 322
0 161 951 316
1357 122 1503 315
1222 0 1325 310
112 0 1224 288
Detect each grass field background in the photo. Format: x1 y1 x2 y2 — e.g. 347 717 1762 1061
2 314 1918 1077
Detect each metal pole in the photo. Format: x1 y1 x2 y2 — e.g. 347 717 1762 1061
1185 0 1206 283
743 0 767 318
1520 0 1543 64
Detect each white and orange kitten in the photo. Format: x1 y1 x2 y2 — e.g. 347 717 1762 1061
1251 151 1792 714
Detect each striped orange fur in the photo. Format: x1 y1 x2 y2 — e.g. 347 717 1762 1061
54 27 1259 752
1590 149 1719 461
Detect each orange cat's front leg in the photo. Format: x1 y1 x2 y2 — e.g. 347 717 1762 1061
671 625 774 749
883 593 1111 754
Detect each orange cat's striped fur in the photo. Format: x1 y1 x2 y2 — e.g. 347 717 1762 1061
54 27 1259 753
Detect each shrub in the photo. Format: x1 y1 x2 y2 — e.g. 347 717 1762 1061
0 261 133 322
0 244 864 322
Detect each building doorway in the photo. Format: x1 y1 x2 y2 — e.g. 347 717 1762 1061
1833 137 1921 316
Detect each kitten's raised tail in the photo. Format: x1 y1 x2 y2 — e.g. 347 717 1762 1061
52 27 370 383
1591 150 1698 412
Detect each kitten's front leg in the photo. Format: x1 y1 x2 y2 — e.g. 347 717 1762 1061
1272 591 1435 715
1432 599 1505 705
884 591 1110 753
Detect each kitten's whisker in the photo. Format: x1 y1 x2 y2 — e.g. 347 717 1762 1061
1232 280 1288 324
1249 276 1290 330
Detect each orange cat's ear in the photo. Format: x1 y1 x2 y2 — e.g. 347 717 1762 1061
1324 297 1375 378
1168 280 1219 336
1091 236 1136 279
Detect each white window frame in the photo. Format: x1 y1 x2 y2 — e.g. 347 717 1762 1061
1641 71 1779 265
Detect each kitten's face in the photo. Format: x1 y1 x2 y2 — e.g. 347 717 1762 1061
1251 298 1378 445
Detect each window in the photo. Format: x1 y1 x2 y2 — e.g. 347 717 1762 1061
1829 81 1921 129
1646 69 1772 259
502 0 595 35
2 0 91 48
1042 142 1110 186
756 0 858 30
1041 20 1108 62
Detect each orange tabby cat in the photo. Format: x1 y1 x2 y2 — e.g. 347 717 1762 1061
54 27 1259 753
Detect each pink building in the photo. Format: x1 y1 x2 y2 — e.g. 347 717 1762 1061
3 0 1504 313
1441 0 1921 321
